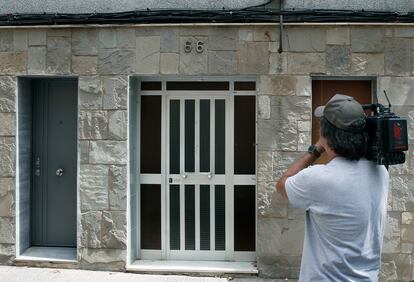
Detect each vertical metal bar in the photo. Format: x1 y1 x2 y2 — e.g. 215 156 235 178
210 184 215 251
136 89 141 258
180 183 185 251
195 184 200 251
179 99 185 251
161 93 167 259
210 99 215 251
180 99 185 176
225 95 235 260
195 99 200 173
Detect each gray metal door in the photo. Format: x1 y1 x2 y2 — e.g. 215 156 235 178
31 79 77 247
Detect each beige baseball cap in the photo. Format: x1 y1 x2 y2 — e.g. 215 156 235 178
314 94 366 131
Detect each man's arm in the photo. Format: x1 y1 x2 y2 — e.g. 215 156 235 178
276 143 324 199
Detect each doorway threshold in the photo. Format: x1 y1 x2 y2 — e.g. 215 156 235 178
128 260 258 275
16 247 77 263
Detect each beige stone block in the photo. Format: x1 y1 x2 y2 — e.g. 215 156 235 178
80 141 89 164
0 217 14 243
269 41 279 52
46 37 71 74
298 120 311 132
89 141 127 165
258 95 271 120
0 31 13 52
136 36 160 74
72 56 97 75
326 27 350 45
257 182 288 217
351 27 384 52
98 49 135 75
160 53 179 74
160 29 179 53
0 52 26 74
253 27 279 42
239 27 253 41
383 212 400 253
208 51 237 74
271 96 311 121
13 30 27 51
27 47 46 74
237 41 269 74
284 27 325 52
257 150 274 184
99 29 116 49
0 113 15 136
295 76 311 97
287 53 325 75
178 27 210 36
391 176 414 211
385 38 411 76
116 28 135 49
402 212 414 225
326 45 351 75
72 29 98 56
269 52 288 74
108 165 127 210
385 27 393 37
79 248 125 270
209 27 237 50
351 53 384 75
79 111 108 140
103 76 128 110
80 164 108 211
298 132 311 151
79 76 103 110
179 36 208 75
47 29 71 37
380 254 411 281
108 111 127 140
401 242 413 253
401 224 414 242
28 30 46 46
0 76 16 113
0 137 15 177
378 77 414 106
260 75 296 96
0 190 14 217
394 27 414 37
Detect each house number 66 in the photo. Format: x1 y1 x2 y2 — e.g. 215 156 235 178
184 40 205 53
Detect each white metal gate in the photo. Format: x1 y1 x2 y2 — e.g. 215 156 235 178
138 80 256 262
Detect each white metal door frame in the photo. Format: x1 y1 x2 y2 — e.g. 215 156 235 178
137 80 256 262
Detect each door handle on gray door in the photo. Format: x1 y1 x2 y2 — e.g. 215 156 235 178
56 168 64 177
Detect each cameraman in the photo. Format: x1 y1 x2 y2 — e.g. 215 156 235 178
276 94 389 281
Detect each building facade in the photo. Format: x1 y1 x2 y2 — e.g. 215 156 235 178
0 2 414 281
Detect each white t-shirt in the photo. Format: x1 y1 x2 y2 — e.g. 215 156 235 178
285 157 389 282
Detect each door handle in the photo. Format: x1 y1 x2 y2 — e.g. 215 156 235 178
182 173 187 179
56 168 64 177
207 172 212 179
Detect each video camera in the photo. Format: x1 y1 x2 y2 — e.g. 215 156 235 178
362 91 408 166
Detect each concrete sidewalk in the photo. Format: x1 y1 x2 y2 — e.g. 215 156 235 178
0 266 295 282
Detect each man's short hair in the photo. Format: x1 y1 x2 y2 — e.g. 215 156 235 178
320 117 368 161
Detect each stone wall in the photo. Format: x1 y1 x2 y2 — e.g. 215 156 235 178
0 24 413 280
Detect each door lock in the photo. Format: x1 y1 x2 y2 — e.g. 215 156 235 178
56 168 64 177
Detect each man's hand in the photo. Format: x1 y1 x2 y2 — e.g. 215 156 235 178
276 139 325 199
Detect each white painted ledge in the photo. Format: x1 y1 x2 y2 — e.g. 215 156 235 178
128 260 258 274
16 247 77 263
